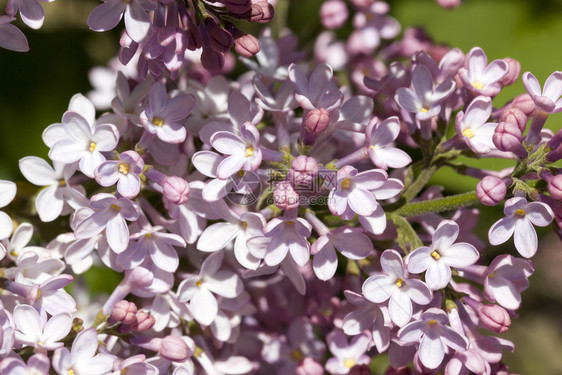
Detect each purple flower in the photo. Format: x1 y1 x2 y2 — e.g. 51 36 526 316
95 150 144 198
13 304 72 351
488 196 554 258
458 47 508 96
260 215 312 267
0 180 17 240
288 63 344 112
366 116 412 170
397 308 468 370
0 353 49 375
455 95 498 154
362 249 432 327
522 70 562 113
485 254 534 310
0 15 29 52
406 220 480 290
325 330 370 374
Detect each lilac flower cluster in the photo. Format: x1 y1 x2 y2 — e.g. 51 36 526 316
1 0 561 374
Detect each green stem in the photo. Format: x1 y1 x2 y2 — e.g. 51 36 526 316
402 165 438 202
388 213 423 252
393 191 480 217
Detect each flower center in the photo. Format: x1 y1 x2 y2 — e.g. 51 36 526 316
111 204 121 211
429 319 437 326
152 117 164 127
245 146 254 157
196 280 203 288
344 358 356 368
462 128 474 139
291 348 304 361
145 233 152 238
89 142 96 152
118 163 130 175
431 250 441 260
420 107 429 113
341 178 351 189
472 81 485 90
515 209 525 217
238 170 245 177
396 278 404 288
68 370 75 375
9 249 18 257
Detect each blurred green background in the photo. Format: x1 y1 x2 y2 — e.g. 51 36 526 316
0 0 561 373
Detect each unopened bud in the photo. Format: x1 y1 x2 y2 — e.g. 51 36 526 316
509 93 536 117
163 176 190 205
304 108 331 135
242 3 264 22
289 155 319 188
160 336 189 362
133 310 156 332
499 57 521 87
205 18 234 53
235 33 260 57
222 0 251 14
480 304 511 333
476 176 506 206
493 121 528 158
320 0 348 29
110 300 138 325
548 174 562 201
296 358 324 375
255 1 274 23
126 267 154 289
273 181 300 210
500 107 527 132
201 47 225 74
436 0 462 9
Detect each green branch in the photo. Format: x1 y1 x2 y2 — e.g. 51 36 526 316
393 191 480 217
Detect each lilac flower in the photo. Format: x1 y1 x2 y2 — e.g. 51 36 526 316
362 249 432 327
325 330 370 374
52 328 115 375
395 64 456 120
210 122 263 179
458 47 508 96
95 150 144 199
88 0 156 43
47 112 119 178
177 251 243 326
406 220 480 290
14 250 65 284
74 193 140 253
488 196 554 258
139 81 196 144
0 353 50 375
397 308 468 370
328 166 387 219
0 180 17 240
288 63 344 112
365 116 412 170
0 15 29 52
19 156 86 222
522 70 562 113
6 0 47 29
455 95 498 154
13 304 72 351
485 255 534 310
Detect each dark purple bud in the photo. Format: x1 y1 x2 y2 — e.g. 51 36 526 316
110 300 138 325
204 18 234 53
201 47 225 74
304 108 330 135
273 181 300 210
133 310 156 332
500 107 527 132
160 336 189 362
163 176 190 205
320 0 348 29
548 129 562 150
493 121 528 158
222 0 251 14
480 304 511 333
548 174 562 201
476 176 506 206
499 57 521 87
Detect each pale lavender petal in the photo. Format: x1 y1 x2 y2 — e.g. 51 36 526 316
442 243 479 268
358 203 386 234
203 178 231 202
87 0 125 32
481 60 508 85
395 88 421 112
190 288 218 326
342 308 373 336
42 313 72 343
425 260 451 290
14 305 40 341
124 2 151 43
312 242 338 280
404 279 432 305
216 155 246 180
353 169 387 190
513 219 537 258
288 236 310 267
280 257 306 295
488 278 521 310
405 247 432 274
161 94 196 123
430 78 456 103
397 320 425 343
526 202 554 227
522 71 541 97
467 47 487 78
362 275 395 303
371 178 404 200
380 249 405 278
419 335 444 369
211 132 246 155
200 251 224 277
371 116 400 147
192 151 221 178
36 185 64 222
19 156 57 186
197 222 239 252
19 0 44 29
70 328 97 363
543 71 562 101
432 220 459 251
205 271 243 298
0 16 29 52
488 216 516 245
264 236 289 266
0 180 17 207
106 215 129 253
461 96 492 128
372 147 412 169
389 291 413 327
348 188 377 216
116 174 140 198
331 230 372 259
439 326 468 352
411 64 434 102
155 123 186 144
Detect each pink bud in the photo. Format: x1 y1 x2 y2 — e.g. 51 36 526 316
242 4 264 22
499 57 521 87
477 176 506 206
436 0 462 9
255 1 274 23
296 358 324 375
493 121 528 158
126 267 154 289
548 174 562 201
273 181 300 210
110 300 138 325
350 0 374 8
160 336 189 362
133 310 156 332
500 107 527 132
304 108 330 135
384 367 413 375
234 33 260 57
289 155 318 188
163 176 190 205
222 0 251 14
480 304 511 333
201 47 225 74
320 0 348 29
509 93 536 117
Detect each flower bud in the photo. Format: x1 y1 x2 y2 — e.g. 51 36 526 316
500 107 527 132
499 57 521 87
255 1 274 23
384 367 413 375
234 33 260 57
476 176 506 206
273 181 300 210
133 310 156 332
548 129 562 150
296 358 324 375
493 121 528 158
204 18 234 53
436 0 462 9
548 174 562 201
222 0 251 14
480 304 511 333
242 3 264 22
201 47 225 74
126 267 154 289
320 0 348 29
110 300 138 325
304 108 331 135
509 93 536 117
163 176 190 205
289 155 319 188
160 336 190 362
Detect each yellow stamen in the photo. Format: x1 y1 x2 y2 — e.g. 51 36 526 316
118 163 130 175
286 221 294 225
472 81 485 90
238 170 245 177
429 319 437 326
68 370 75 375
145 233 152 238
9 250 18 257
488 272 495 279
515 209 525 217
344 358 356 368
431 250 441 260
36 289 42 299
59 180 66 186
245 146 254 157
462 128 474 139
242 221 248 229
196 280 203 288
396 278 404 288
111 204 120 211
291 348 303 361
341 178 351 189
420 107 429 113
152 117 164 127
89 142 96 152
